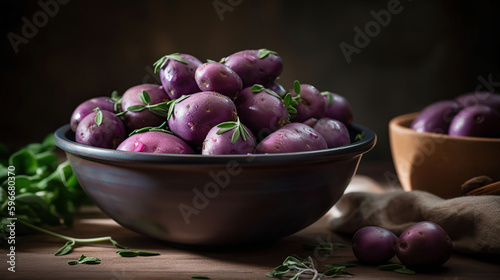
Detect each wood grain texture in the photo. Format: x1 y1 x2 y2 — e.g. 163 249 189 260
1 207 499 280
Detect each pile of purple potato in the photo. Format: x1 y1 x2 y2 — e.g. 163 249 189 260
70 49 356 155
411 92 500 137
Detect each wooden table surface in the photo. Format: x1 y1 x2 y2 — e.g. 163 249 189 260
2 203 500 280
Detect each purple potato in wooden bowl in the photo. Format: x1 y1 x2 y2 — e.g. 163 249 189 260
154 53 202 99
455 91 500 112
390 112 500 198
120 84 170 131
195 62 242 100
410 100 462 134
117 131 193 154
168 91 238 148
70 97 115 132
75 109 126 149
223 49 283 88
322 92 353 125
54 122 376 246
449 105 500 137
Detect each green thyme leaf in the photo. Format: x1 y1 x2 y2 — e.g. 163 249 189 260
126 104 147 112
394 268 416 275
167 95 190 120
216 127 236 135
206 59 216 63
282 92 299 115
110 90 120 102
377 263 417 275
68 254 101 265
138 90 151 105
153 53 188 73
148 101 170 117
250 84 265 93
55 240 75 256
355 131 365 142
293 80 301 95
116 250 160 257
216 122 238 129
231 126 241 144
109 238 127 249
216 118 250 144
79 256 101 264
321 91 334 105
257 48 279 59
191 275 210 279
110 90 123 112
129 121 172 136
377 264 405 271
93 108 103 126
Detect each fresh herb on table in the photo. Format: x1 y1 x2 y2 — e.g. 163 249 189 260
377 263 416 275
18 219 126 256
0 134 90 243
116 250 160 257
191 275 211 279
266 254 354 279
68 254 101 265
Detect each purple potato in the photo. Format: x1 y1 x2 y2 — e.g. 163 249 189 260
455 92 500 111
396 221 453 267
121 84 170 131
234 86 288 140
255 123 327 154
352 226 398 264
290 84 326 122
157 53 202 99
448 105 500 137
223 49 283 88
168 91 238 148
267 81 286 97
303 118 318 127
195 62 242 100
70 97 115 132
117 131 193 154
75 110 126 149
202 123 256 155
411 100 463 134
309 117 350 148
322 92 353 125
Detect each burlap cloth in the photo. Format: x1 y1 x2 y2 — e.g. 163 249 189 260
328 190 500 255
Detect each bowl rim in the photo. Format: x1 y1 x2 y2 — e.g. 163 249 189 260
389 112 500 143
54 123 377 164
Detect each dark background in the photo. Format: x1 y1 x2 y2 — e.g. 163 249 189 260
1 0 500 164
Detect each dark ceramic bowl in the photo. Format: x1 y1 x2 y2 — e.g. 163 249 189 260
54 123 376 247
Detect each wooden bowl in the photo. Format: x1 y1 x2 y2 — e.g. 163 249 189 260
389 112 500 198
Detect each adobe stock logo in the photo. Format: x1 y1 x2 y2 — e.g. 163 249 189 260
212 0 243 21
7 0 70 54
339 0 410 64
